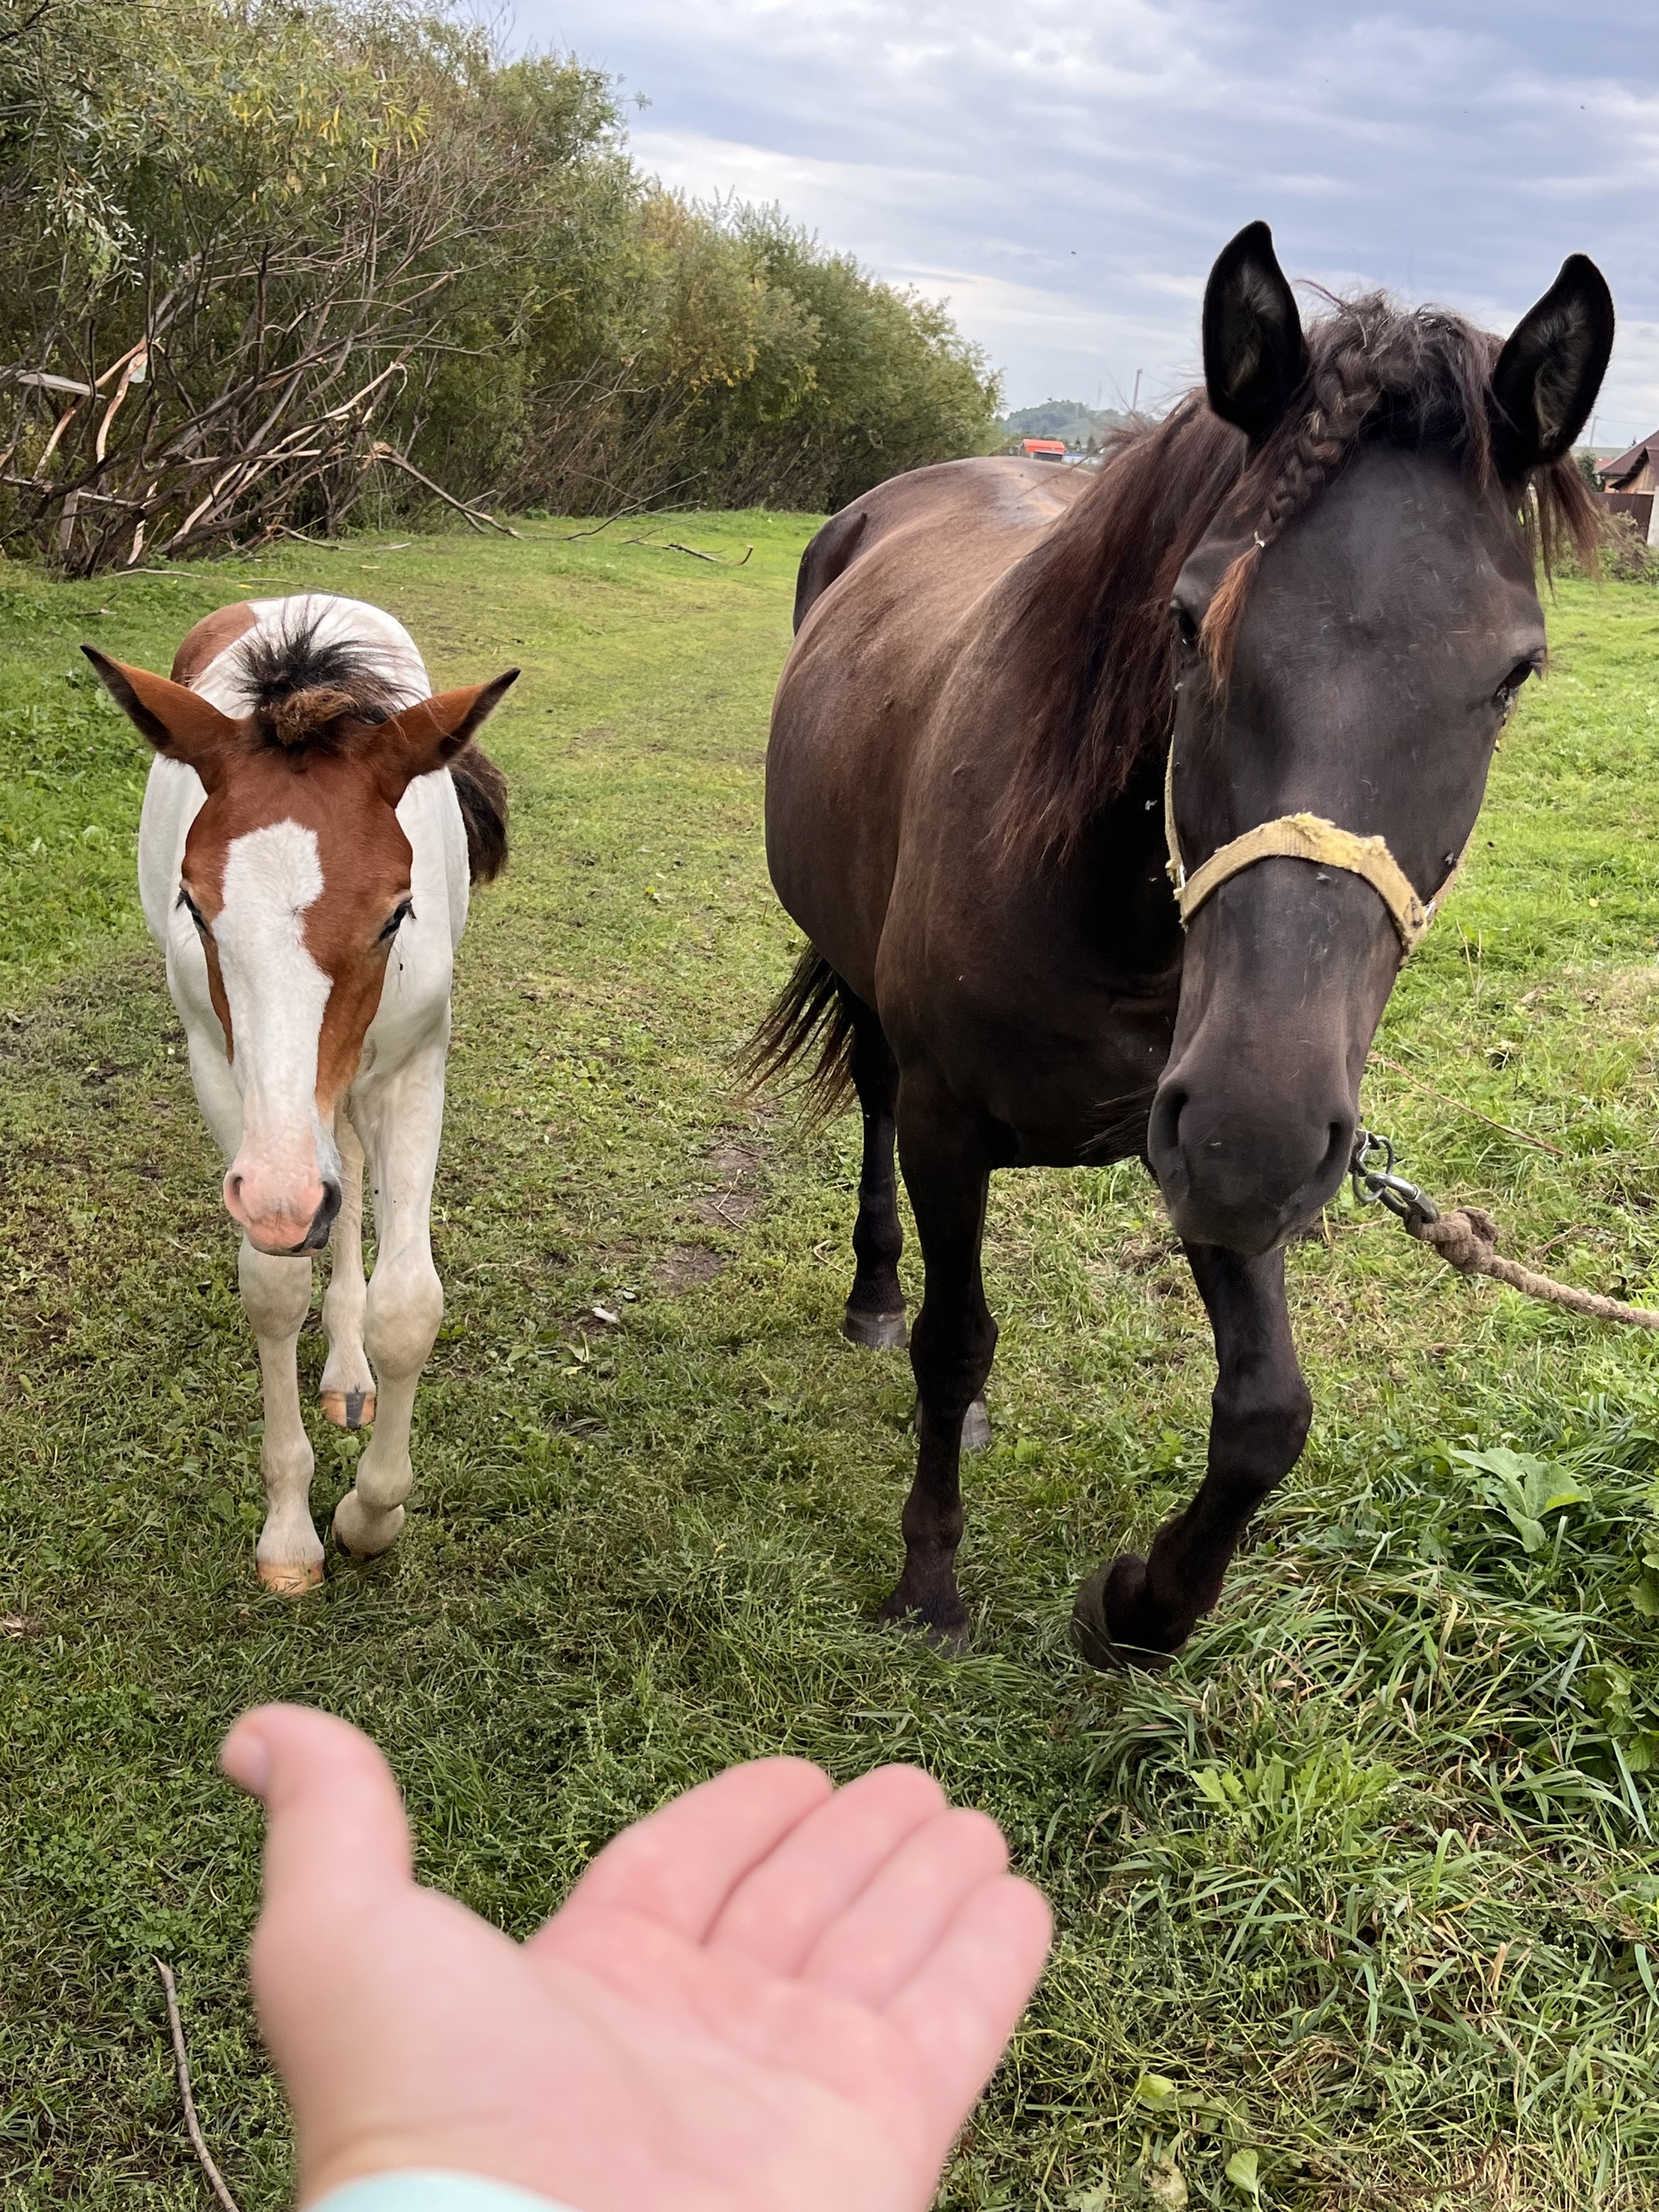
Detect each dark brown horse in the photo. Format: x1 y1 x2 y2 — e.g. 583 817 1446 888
753 223 1612 1663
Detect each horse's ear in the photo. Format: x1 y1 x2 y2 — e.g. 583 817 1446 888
82 647 239 783
1202 220 1308 445
1490 255 1614 476
373 671 519 801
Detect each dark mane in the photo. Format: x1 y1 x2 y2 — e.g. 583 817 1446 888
997 290 1602 863
238 615 407 753
450 744 510 884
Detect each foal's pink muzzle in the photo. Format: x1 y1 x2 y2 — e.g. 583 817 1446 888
224 1157 342 1255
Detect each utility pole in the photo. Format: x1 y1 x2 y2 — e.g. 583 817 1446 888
1132 369 1143 414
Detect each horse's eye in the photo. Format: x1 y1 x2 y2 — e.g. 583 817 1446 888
177 886 207 931
1495 659 1539 710
1171 602 1200 650
379 898 414 942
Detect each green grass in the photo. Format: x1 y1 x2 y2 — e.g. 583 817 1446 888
6 529 1659 2209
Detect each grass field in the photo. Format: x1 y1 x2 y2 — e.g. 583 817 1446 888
6 520 1659 2210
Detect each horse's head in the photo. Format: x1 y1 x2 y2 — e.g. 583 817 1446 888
1146 224 1611 1255
87 651 516 1255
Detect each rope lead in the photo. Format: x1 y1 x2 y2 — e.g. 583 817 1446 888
1350 1127 1659 1332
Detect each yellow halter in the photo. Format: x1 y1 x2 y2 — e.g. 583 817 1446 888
1162 741 1465 956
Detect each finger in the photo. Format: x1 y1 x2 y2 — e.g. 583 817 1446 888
706 1764 948 1974
221 1703 413 1918
882 1875 1052 2142
547 1757 834 1944
797 1803 1009 2005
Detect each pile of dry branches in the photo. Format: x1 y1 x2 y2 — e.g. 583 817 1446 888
1 147 514 572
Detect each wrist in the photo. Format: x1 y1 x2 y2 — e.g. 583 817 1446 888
309 2172 586 2212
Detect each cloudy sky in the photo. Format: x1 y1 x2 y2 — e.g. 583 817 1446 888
510 0 1659 445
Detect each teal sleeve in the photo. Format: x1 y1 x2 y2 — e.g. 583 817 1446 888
309 2173 586 2212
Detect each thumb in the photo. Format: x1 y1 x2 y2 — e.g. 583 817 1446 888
222 1703 414 1925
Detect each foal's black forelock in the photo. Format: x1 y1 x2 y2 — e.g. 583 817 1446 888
239 614 406 752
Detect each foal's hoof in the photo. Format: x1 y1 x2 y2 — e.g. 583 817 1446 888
332 1491 404 1561
843 1306 908 1351
258 1558 325 1599
1070 1560 1176 1673
321 1386 376 1430
961 1397 991 1452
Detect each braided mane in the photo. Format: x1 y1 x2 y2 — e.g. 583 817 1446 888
998 289 1601 864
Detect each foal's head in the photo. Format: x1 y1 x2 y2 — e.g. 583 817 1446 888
89 635 515 1255
1141 225 1611 1252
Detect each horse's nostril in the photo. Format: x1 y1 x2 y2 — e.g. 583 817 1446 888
1148 1084 1187 1165
299 1180 343 1251
1320 1119 1354 1185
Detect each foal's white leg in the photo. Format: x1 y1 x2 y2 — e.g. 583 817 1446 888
240 1240 324 1594
319 1110 377 1430
332 1055 446 1562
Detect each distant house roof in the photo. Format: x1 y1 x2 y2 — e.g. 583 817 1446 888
1602 433 1659 486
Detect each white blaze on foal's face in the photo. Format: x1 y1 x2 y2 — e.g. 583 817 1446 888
210 820 340 1252
83 637 520 1256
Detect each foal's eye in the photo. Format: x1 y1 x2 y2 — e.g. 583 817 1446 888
379 898 414 942
177 886 207 931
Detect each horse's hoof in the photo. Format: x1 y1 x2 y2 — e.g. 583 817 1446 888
843 1307 907 1350
1070 1562 1176 1673
320 1387 376 1430
258 1558 324 1598
332 1492 404 1561
961 1397 991 1452
875 1586 970 1652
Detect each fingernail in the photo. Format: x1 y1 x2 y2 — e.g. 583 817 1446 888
220 1723 271 1796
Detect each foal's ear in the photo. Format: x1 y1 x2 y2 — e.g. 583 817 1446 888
372 670 519 801
1202 220 1308 445
1490 255 1614 477
82 647 239 783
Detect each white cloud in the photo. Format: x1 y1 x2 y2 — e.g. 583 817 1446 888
516 0 1659 438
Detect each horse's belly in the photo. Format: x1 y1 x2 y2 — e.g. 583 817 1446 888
997 1031 1178 1168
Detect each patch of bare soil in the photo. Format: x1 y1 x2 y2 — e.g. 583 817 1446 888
691 1136 770 1229
1116 1228 1180 1272
652 1245 726 1292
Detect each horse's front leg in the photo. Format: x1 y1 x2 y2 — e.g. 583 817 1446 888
318 1109 376 1430
877 1097 997 1643
240 1242 323 1596
1073 1242 1311 1667
332 1057 446 1563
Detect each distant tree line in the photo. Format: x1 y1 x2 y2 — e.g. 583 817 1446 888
1000 400 1127 450
0 0 1002 572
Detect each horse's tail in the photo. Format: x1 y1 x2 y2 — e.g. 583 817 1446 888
452 744 509 885
740 945 858 1120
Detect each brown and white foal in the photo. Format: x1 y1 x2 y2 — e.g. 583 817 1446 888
87 594 514 1592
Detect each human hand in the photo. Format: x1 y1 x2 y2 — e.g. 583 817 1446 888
221 1705 1051 2212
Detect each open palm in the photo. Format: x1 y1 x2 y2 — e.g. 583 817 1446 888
222 1707 1052 2212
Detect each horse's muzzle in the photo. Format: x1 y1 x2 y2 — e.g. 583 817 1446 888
1148 1080 1354 1255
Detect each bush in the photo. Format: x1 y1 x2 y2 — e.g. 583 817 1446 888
1553 505 1659 585
0 0 1001 569
1597 511 1659 583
